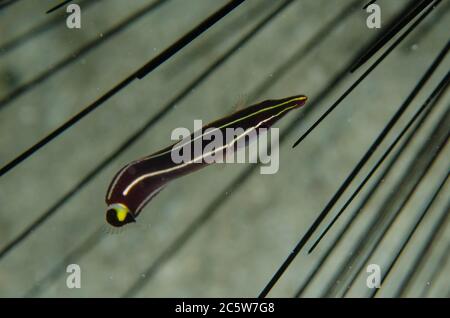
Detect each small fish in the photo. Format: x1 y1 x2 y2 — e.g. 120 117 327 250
105 94 307 227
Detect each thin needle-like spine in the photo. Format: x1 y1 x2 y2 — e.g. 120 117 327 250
371 172 449 298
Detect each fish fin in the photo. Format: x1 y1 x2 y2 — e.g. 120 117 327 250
234 93 248 112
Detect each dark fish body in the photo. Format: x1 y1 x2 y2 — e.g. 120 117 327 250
105 94 307 227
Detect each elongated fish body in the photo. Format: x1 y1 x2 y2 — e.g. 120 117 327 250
105 94 307 227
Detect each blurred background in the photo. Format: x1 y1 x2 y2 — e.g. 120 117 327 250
0 0 448 297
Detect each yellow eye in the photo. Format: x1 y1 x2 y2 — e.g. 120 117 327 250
116 208 127 222
106 203 134 227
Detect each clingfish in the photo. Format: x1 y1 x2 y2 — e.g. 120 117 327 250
105 94 307 227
